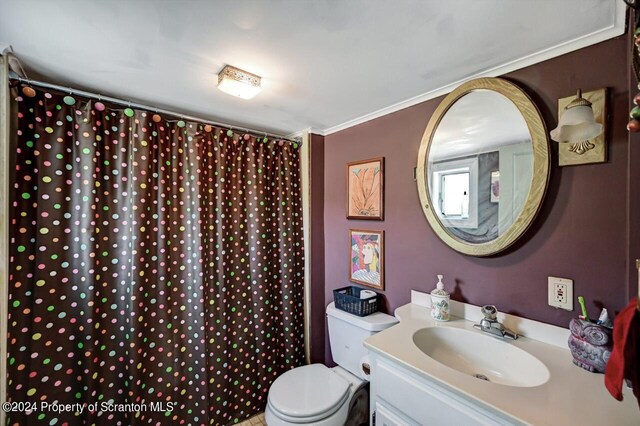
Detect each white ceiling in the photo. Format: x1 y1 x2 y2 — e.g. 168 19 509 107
431 90 530 161
0 1 625 136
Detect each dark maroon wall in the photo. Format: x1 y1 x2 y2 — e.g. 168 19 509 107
323 35 634 363
309 134 326 363
627 14 640 303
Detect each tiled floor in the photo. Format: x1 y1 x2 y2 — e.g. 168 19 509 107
238 412 266 426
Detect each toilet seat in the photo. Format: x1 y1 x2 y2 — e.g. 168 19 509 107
267 364 351 423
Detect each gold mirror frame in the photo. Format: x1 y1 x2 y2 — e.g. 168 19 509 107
416 77 550 257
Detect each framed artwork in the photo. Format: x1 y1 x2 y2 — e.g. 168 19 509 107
490 171 500 203
349 229 384 290
346 157 384 220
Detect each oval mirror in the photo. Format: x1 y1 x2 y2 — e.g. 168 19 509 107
416 78 549 256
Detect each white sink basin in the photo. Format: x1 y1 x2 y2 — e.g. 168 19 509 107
412 326 550 387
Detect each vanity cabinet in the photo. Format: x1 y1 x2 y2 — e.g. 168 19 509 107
369 354 522 426
365 302 640 425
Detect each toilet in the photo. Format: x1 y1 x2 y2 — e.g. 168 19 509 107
265 302 398 425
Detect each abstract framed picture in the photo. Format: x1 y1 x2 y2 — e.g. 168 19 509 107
349 229 384 290
346 157 384 220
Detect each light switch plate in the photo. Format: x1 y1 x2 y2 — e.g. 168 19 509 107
548 277 573 310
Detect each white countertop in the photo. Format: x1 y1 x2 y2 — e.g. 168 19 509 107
364 303 640 426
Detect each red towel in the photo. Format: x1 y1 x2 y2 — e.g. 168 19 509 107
604 298 640 408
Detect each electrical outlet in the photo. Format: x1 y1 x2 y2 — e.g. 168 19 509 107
548 277 573 310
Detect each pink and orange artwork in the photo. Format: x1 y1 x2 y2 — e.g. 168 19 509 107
346 158 384 220
349 229 384 289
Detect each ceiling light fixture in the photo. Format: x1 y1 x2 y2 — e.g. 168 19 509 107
217 65 262 99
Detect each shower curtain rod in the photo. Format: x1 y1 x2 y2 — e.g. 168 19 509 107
9 74 301 144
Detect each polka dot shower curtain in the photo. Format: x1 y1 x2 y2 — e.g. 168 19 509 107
6 85 305 425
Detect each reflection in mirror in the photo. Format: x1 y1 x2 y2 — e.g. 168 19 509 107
428 90 533 244
417 77 549 256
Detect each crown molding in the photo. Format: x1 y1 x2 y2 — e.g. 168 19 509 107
287 127 326 139
0 43 12 55
321 4 626 136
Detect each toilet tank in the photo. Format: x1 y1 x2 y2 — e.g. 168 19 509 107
326 302 398 378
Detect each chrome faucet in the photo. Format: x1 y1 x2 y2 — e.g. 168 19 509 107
473 305 518 340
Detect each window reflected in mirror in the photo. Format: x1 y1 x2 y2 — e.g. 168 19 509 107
441 172 469 217
431 157 478 229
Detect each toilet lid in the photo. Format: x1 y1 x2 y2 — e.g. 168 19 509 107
268 364 350 421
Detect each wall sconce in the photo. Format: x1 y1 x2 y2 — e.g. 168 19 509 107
550 88 607 166
217 65 262 99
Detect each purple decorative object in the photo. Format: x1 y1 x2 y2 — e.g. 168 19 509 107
568 318 612 373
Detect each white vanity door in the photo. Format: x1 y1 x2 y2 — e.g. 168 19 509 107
374 401 415 426
371 357 520 426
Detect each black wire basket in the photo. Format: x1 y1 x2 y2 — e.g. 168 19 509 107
333 286 379 317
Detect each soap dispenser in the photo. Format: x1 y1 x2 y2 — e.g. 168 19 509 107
430 274 450 321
